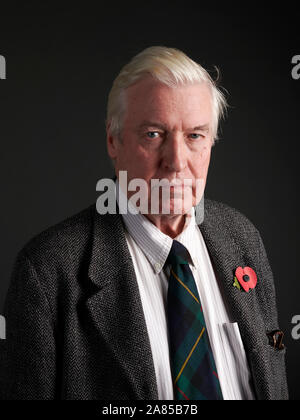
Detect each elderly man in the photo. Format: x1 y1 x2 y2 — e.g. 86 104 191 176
0 47 288 400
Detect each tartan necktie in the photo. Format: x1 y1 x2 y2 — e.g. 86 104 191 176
165 240 223 400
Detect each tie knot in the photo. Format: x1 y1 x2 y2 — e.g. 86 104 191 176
165 240 190 267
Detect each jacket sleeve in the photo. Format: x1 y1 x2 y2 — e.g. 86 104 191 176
0 249 56 400
256 232 280 332
257 231 289 400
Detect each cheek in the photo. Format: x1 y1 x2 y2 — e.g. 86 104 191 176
133 146 156 170
200 145 211 162
192 146 211 176
121 144 159 179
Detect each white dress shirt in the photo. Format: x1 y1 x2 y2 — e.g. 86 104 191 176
116 181 255 400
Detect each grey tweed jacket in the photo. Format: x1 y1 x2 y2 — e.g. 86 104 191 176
0 198 288 400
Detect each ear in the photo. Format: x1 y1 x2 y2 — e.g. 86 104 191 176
106 122 119 160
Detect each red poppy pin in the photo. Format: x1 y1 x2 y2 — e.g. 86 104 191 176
233 267 257 293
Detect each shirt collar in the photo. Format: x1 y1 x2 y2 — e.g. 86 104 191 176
116 179 198 274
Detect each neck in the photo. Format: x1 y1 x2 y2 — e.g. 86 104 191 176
144 213 186 238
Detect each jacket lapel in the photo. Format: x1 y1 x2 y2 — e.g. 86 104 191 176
199 207 273 400
86 208 158 399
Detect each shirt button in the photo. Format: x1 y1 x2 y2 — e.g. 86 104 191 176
155 262 161 271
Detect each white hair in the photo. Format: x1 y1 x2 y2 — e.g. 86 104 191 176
107 46 228 144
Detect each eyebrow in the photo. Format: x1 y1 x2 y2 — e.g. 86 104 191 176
188 124 210 133
138 121 167 131
138 121 210 132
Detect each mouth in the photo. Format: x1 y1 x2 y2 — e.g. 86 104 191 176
151 178 193 188
154 186 193 201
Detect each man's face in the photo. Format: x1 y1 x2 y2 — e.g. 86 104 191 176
107 76 213 217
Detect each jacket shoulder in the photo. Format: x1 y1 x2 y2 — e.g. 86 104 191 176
19 204 96 268
204 198 259 235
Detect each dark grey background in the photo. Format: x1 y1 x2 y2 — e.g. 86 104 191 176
0 3 299 399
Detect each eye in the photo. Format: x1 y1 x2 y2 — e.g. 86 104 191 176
146 131 160 139
189 133 204 140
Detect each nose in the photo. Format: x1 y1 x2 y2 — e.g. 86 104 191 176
162 132 187 173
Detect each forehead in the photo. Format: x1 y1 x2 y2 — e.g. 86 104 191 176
124 77 213 127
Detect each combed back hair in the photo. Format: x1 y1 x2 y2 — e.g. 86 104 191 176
106 46 228 143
